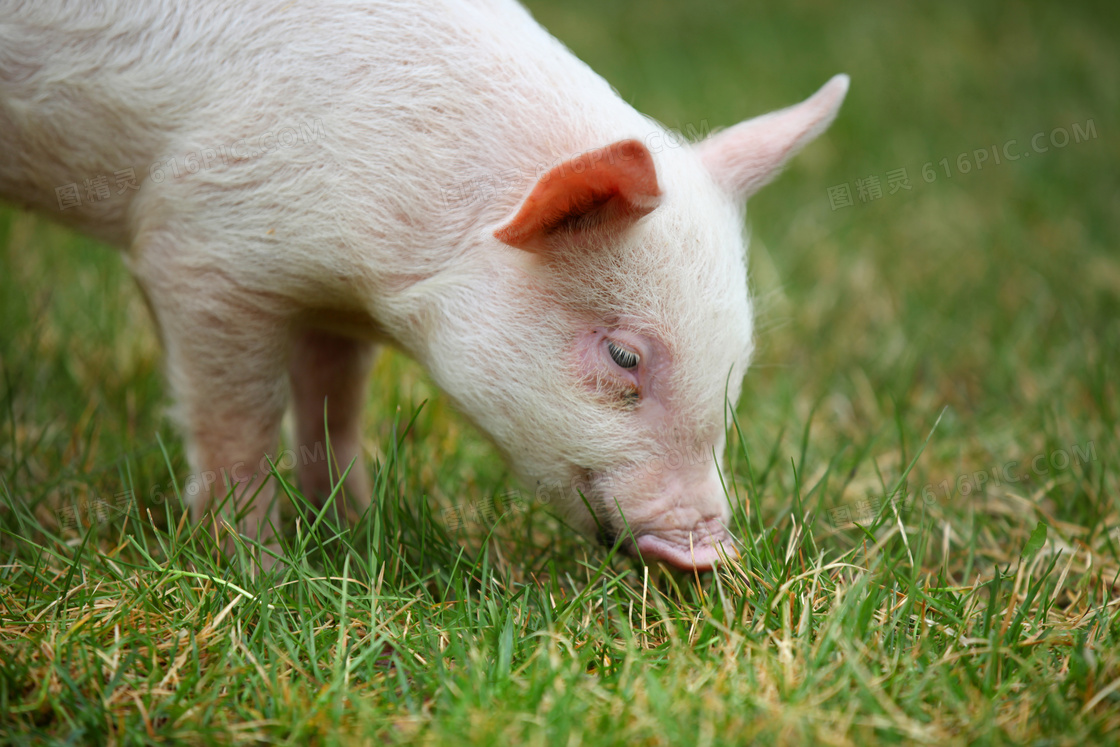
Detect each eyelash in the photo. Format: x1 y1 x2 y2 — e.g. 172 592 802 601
606 340 640 369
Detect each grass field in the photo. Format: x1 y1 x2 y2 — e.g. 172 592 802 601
2 0 1118 744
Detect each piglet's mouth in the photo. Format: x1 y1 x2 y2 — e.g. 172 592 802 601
602 524 738 571
631 533 736 571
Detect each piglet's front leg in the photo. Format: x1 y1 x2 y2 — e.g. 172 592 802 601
135 244 292 568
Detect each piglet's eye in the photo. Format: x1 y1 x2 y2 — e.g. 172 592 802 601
607 340 640 369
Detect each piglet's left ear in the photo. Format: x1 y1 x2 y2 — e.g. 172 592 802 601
495 139 661 252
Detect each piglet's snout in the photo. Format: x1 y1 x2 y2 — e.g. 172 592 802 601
602 461 737 571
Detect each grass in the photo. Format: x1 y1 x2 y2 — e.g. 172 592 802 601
2 0 1118 743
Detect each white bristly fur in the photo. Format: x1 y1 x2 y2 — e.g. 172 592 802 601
0 0 847 569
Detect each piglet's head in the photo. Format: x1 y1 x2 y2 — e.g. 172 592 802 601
458 75 848 571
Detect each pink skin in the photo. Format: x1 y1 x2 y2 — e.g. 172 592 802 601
571 326 738 570
573 326 668 417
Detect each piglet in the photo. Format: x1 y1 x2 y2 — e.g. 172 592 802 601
0 0 847 570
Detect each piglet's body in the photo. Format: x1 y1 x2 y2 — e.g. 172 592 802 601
0 0 847 569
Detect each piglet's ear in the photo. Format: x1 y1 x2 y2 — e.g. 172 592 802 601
495 139 661 251
698 74 849 200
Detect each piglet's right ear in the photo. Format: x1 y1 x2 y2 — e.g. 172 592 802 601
495 139 661 252
698 74 849 200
